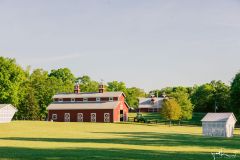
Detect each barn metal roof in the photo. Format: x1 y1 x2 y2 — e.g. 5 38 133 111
47 101 120 110
0 104 18 111
138 97 164 109
53 92 125 99
201 113 237 122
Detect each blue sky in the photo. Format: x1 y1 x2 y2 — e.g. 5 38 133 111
1 0 240 91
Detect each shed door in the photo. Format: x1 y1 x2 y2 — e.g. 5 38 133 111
91 113 96 122
64 113 70 122
77 113 83 122
104 113 110 122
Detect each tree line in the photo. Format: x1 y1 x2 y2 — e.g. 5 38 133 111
1 56 240 123
0 57 145 120
151 79 240 123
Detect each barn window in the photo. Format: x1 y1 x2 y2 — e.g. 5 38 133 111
109 97 113 101
91 113 96 122
77 113 83 122
58 98 63 102
104 113 110 122
83 98 88 102
71 98 75 102
52 114 57 120
96 97 100 102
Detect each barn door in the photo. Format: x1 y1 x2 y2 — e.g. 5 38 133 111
64 113 70 122
104 113 110 122
91 113 96 122
120 110 123 122
77 113 83 122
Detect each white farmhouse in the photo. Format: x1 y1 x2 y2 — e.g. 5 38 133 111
201 113 237 138
0 104 18 123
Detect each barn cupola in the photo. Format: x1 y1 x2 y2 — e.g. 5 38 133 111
74 83 80 94
98 82 105 93
150 95 156 104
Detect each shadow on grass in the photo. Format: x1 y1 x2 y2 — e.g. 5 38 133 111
1 132 240 150
0 146 212 160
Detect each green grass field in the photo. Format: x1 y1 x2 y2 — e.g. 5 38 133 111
0 121 239 160
128 112 206 125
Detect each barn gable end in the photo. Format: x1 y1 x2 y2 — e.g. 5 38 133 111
0 104 18 123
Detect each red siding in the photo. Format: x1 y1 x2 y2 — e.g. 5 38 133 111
76 98 83 101
49 109 114 122
113 94 129 122
139 108 160 112
49 93 129 123
63 98 71 101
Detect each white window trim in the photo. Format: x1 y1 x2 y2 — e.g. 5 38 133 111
109 97 113 101
77 113 83 122
64 113 70 122
52 114 57 120
91 113 96 122
96 97 100 102
104 113 110 122
58 98 63 102
71 98 75 102
83 98 88 102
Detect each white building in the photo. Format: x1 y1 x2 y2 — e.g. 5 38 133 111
201 113 237 138
0 104 18 123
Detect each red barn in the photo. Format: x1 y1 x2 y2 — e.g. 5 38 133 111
47 84 129 122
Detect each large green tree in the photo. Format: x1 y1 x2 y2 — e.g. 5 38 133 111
17 81 39 120
107 81 146 108
77 75 99 92
191 81 230 112
126 87 146 108
170 90 193 120
161 98 181 126
107 81 127 92
49 68 75 93
30 69 50 120
230 72 240 122
0 57 26 106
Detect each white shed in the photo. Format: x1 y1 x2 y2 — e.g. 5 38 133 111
201 113 237 138
0 104 18 123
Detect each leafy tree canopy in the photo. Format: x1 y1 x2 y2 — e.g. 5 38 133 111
230 72 240 122
161 98 181 125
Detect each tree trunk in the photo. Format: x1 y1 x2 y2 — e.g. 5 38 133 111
169 120 172 127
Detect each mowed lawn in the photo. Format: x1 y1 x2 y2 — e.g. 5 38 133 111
0 121 240 160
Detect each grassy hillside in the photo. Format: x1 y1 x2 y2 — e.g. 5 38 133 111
0 121 239 160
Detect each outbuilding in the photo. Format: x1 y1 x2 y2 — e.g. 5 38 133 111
201 113 237 138
138 96 164 112
0 104 18 123
47 83 129 123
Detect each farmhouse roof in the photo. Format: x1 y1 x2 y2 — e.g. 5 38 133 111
138 97 164 109
0 104 18 111
53 91 125 99
201 113 237 122
47 101 120 110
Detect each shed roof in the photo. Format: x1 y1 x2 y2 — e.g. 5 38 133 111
201 113 237 122
53 92 124 99
47 101 120 110
0 104 18 111
138 97 164 109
